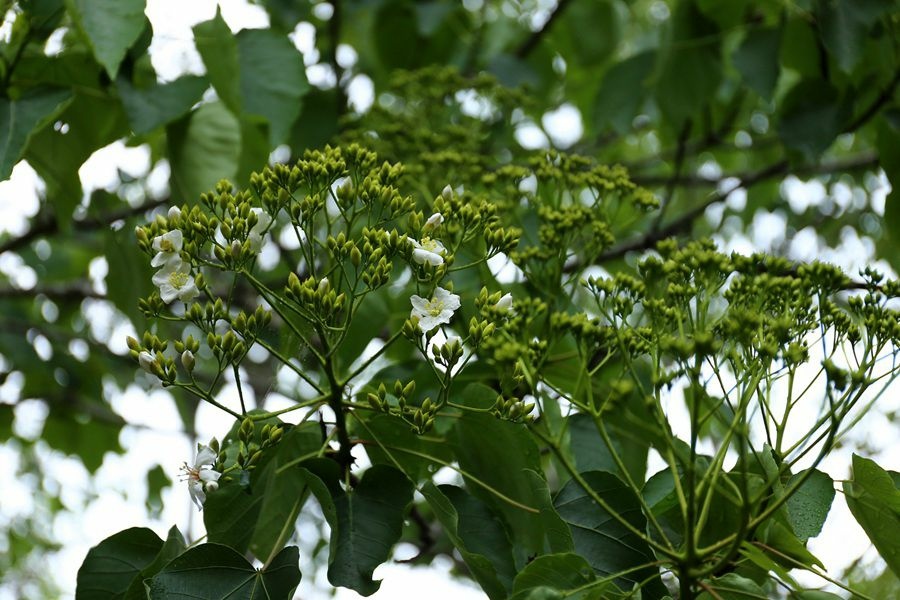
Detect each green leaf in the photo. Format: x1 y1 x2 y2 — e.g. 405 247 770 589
732 26 781 100
76 527 163 599
568 413 646 485
117 75 209 134
554 0 623 67
759 519 824 570
236 28 309 146
104 226 154 328
41 409 121 473
844 454 900 578
777 79 842 161
653 1 722 127
450 384 565 561
511 553 597 597
289 88 340 152
785 469 835 541
554 471 666 597
167 101 241 203
420 483 516 600
877 114 900 271
791 591 845 599
372 0 420 72
148 544 301 599
66 0 147 78
123 526 186 600
697 573 767 599
0 89 72 180
193 7 241 115
300 461 414 596
814 0 891 73
145 465 171 517
593 51 655 134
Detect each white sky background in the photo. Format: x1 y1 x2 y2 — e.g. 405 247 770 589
0 0 898 598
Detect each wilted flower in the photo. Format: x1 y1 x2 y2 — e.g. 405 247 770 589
247 208 273 253
151 229 184 267
409 237 446 266
180 444 221 510
152 261 200 304
410 287 461 331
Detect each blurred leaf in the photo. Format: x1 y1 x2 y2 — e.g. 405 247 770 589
104 225 154 328
554 470 666 597
785 469 834 542
76 527 163 600
289 89 339 153
878 113 900 272
300 460 413 596
42 409 121 473
193 7 241 115
420 483 516 600
148 544 300 599
66 0 146 78
117 75 209 135
145 465 171 518
552 1 623 67
733 26 781 100
814 0 892 73
167 101 241 203
0 89 71 180
593 51 655 134
236 28 309 146
373 0 420 72
844 454 900 578
777 79 842 161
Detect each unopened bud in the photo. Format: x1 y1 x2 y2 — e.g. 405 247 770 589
181 350 195 372
138 351 155 373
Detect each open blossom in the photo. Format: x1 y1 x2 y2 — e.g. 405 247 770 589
409 237 446 266
151 229 184 267
152 261 200 304
180 444 221 510
247 208 273 252
495 293 513 313
410 287 461 331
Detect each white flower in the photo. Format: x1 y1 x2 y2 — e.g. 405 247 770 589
138 351 155 373
151 229 184 267
180 444 222 510
495 293 513 313
152 261 200 304
409 237 446 266
410 287 461 332
167 206 182 221
423 212 444 232
247 208 273 252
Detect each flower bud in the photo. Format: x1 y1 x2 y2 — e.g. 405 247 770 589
138 351 155 373
204 480 218 493
181 350 195 373
441 184 453 201
495 293 513 313
167 206 182 221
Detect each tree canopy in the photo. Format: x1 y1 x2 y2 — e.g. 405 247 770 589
1 0 900 598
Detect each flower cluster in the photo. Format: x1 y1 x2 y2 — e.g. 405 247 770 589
146 208 199 304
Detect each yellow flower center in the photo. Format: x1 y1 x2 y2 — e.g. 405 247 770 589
426 299 446 316
421 238 441 253
160 239 175 252
169 271 190 288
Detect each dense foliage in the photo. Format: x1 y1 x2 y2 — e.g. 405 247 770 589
2 0 900 598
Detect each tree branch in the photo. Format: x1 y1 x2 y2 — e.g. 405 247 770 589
0 197 167 256
514 0 573 59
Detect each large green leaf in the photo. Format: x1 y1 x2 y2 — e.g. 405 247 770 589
420 483 516 600
697 573 767 599
568 413 647 485
123 527 186 600
878 113 900 273
554 471 666 597
104 226 154 328
42 409 122 473
593 51 655 134
299 460 414 596
167 101 241 203
117 75 209 135
777 79 843 161
66 0 147 78
148 544 301 599
510 552 607 600
193 8 242 115
732 26 781 100
0 89 71 180
814 0 891 73
844 454 900 578
236 28 308 146
76 527 163 599
785 469 835 542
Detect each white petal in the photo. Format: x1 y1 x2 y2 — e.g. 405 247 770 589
188 480 206 510
194 445 217 467
138 351 155 372
424 213 444 229
410 295 430 314
412 248 443 266
495 293 513 312
159 284 178 304
199 469 221 483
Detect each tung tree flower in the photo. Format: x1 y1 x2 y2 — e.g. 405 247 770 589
151 229 184 267
409 237 447 266
423 212 444 232
180 444 221 510
411 287 461 331
152 261 200 304
247 208 273 253
495 293 513 313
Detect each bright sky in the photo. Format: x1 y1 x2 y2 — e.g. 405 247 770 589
0 1 897 598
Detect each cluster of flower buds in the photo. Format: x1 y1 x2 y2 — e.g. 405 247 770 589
491 394 535 423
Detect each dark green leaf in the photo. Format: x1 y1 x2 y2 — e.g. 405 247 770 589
554 471 666 597
123 526 186 600
42 410 121 473
237 28 309 146
104 226 154 328
372 0 420 71
117 75 209 134
593 51 655 134
697 573 767 599
844 454 900 578
300 461 413 596
76 527 163 599
815 0 891 73
193 8 241 115
148 544 301 599
554 0 623 67
511 553 596 596
420 483 516 600
777 79 842 160
289 88 340 152
785 469 834 541
733 27 781 100
167 101 241 203
878 114 900 271
145 465 171 517
568 413 646 485
67 0 146 78
0 89 71 180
